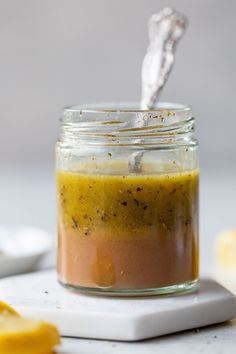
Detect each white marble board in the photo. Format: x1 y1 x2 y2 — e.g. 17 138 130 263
0 270 235 341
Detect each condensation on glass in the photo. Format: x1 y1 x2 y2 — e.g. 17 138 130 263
56 103 199 296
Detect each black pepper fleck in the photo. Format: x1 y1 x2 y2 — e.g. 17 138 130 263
170 188 176 194
72 216 78 229
84 227 90 236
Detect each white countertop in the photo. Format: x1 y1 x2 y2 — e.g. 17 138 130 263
59 319 236 354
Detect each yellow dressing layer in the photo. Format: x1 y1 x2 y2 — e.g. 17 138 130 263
57 167 199 241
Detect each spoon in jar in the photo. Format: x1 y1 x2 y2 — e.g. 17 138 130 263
128 7 188 173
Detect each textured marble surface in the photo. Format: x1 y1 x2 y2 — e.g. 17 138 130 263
0 270 235 341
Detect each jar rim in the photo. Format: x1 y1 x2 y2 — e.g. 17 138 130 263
59 102 195 146
63 102 191 114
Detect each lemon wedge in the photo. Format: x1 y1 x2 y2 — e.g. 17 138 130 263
0 301 19 316
215 229 236 272
0 316 60 354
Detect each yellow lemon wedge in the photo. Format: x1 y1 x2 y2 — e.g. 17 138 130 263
215 229 236 272
0 301 19 316
0 316 60 354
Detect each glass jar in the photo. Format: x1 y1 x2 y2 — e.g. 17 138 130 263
56 102 199 296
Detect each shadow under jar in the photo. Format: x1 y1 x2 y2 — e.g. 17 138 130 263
56 103 199 296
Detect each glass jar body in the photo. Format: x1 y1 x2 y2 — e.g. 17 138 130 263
56 104 199 296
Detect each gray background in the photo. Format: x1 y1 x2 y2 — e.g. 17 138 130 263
0 0 236 272
0 0 236 164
